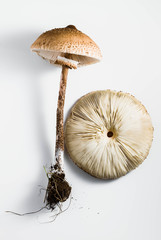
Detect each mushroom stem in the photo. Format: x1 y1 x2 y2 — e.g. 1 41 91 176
55 65 69 170
44 65 71 209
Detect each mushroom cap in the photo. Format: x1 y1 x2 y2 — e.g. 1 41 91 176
65 90 153 179
31 25 102 67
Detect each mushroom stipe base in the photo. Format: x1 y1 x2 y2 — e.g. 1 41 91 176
45 166 71 210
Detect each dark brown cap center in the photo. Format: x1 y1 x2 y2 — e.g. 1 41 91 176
66 25 77 30
107 131 113 138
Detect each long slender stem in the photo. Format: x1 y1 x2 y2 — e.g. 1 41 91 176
55 65 69 170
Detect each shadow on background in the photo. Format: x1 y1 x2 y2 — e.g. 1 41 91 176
0 31 54 73
1 31 58 211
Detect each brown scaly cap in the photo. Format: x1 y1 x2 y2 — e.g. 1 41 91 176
31 25 102 67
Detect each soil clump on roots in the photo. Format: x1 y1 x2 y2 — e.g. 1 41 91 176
45 166 71 210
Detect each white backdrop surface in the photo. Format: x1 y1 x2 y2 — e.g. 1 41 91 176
0 0 161 239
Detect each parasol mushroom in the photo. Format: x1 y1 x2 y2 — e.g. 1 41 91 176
31 25 102 209
65 90 153 179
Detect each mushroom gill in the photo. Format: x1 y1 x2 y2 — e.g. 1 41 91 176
65 90 153 179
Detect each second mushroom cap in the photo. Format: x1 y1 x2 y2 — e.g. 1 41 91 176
65 90 153 179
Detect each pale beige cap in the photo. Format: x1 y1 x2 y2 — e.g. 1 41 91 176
31 25 102 68
65 90 153 179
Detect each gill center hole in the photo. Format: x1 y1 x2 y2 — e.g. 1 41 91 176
107 131 113 138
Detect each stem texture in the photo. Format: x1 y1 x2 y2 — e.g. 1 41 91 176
55 66 69 169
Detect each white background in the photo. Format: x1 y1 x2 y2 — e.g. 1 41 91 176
0 0 161 239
